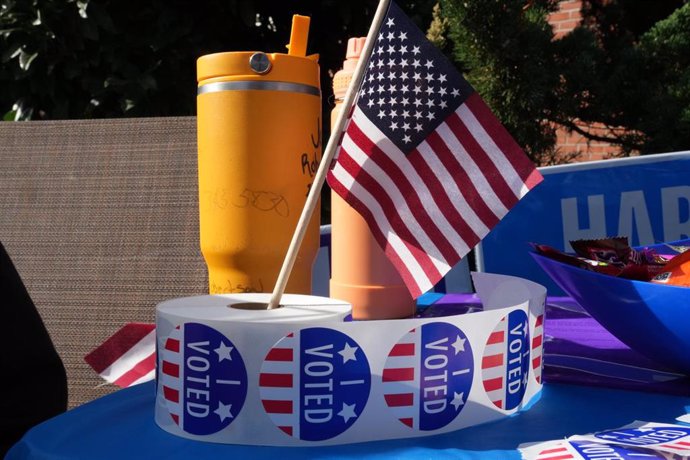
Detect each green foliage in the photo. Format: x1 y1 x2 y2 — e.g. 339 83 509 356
637 3 690 154
0 0 435 122
439 0 690 163
439 0 561 164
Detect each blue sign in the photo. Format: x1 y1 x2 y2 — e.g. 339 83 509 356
476 151 690 294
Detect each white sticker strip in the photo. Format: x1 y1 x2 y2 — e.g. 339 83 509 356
154 272 547 446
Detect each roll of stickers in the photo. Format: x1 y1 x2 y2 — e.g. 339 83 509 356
154 273 546 446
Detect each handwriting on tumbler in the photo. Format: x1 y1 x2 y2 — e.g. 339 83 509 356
300 117 322 197
210 278 264 295
235 189 289 217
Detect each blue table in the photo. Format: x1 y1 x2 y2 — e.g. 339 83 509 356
7 380 690 459
9 297 690 458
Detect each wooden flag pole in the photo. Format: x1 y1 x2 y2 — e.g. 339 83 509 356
267 0 392 309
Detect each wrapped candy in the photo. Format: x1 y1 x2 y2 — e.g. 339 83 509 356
532 237 669 282
651 249 690 287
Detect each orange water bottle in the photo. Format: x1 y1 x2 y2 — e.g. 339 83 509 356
329 37 416 319
196 15 321 295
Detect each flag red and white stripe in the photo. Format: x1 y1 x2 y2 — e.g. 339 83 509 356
84 322 156 388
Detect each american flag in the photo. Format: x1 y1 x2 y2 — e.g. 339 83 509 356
327 1 543 297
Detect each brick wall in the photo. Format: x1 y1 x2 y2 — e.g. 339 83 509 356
547 0 627 163
555 122 632 162
548 0 583 39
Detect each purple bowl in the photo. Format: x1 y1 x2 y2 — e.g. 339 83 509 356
531 242 690 375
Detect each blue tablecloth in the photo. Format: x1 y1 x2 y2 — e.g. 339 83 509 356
7 380 690 460
8 296 690 459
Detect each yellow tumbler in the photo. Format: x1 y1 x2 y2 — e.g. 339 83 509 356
196 16 321 295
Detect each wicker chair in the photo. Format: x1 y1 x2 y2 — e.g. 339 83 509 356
0 117 207 407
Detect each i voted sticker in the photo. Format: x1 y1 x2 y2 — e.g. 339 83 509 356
159 323 248 435
593 423 690 454
570 441 665 459
382 322 474 431
482 309 530 410
521 440 666 460
259 327 371 441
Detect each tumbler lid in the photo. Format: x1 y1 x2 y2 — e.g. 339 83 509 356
197 15 320 89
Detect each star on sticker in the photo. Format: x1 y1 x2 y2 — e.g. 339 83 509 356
338 402 358 423
452 335 466 354
338 343 359 363
214 401 233 422
523 321 529 337
215 341 234 362
451 392 465 411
